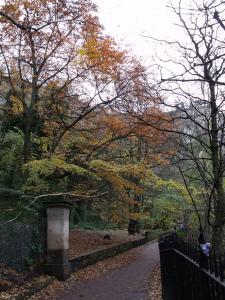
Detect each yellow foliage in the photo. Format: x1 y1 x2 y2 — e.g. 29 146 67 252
129 212 149 221
10 95 23 114
80 32 125 76
22 156 97 193
90 160 144 199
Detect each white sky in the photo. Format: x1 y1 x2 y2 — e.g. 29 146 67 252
0 0 181 66
92 0 179 65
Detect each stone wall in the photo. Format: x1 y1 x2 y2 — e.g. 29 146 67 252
70 237 149 272
0 222 45 272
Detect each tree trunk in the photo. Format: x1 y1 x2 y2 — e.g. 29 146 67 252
209 82 225 252
212 179 225 253
23 108 34 163
23 32 39 163
203 204 211 241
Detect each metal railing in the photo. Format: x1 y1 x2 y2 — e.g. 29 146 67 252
159 233 225 300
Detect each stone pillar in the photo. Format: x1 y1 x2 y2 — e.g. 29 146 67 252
44 196 73 281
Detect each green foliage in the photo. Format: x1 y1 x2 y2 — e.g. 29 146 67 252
24 156 89 177
142 185 188 231
0 128 24 189
22 156 94 194
0 128 191 230
145 229 164 239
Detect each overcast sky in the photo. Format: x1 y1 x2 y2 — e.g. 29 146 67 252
92 0 178 64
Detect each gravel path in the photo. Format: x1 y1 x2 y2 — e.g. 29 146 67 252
59 241 159 300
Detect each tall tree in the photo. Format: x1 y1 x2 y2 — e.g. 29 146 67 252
0 0 126 162
138 0 225 252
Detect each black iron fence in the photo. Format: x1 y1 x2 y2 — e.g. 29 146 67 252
159 233 225 300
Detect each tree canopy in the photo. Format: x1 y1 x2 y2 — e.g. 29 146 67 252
0 0 208 246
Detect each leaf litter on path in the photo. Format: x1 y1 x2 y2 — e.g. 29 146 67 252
147 263 162 300
30 245 146 300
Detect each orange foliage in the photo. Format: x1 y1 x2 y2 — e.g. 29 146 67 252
80 15 126 76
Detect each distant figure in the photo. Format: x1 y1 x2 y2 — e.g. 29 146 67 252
179 223 186 232
200 243 211 257
144 231 149 238
198 227 211 268
103 234 111 240
128 219 139 235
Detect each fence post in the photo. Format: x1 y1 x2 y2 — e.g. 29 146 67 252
44 196 73 281
159 233 177 300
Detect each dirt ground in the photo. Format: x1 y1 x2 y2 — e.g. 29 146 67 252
69 229 143 258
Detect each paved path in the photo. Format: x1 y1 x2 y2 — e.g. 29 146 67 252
60 241 159 300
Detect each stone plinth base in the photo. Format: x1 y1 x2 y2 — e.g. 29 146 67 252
45 262 71 281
